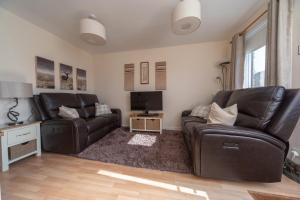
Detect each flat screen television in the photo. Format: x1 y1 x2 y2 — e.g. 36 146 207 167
130 91 163 114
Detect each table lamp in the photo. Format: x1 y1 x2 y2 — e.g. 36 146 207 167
0 81 33 126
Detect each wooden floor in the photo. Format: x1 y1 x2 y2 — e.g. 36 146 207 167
0 153 300 200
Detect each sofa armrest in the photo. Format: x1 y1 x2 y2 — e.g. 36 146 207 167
182 110 192 117
111 108 122 127
41 118 88 154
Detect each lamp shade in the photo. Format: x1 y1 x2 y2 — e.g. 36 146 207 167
173 0 201 35
80 17 106 45
0 81 33 98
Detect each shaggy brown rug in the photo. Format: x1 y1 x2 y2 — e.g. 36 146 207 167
77 128 192 173
249 191 300 200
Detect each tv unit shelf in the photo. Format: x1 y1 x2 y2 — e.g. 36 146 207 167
129 113 163 134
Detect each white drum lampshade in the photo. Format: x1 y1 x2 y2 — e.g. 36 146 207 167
80 15 106 45
173 0 201 35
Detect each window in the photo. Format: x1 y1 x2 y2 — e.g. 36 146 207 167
244 46 266 88
243 18 267 88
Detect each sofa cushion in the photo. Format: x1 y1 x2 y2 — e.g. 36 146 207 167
226 86 285 130
207 103 238 126
77 94 99 118
212 91 233 108
95 103 112 116
58 106 79 119
40 93 81 119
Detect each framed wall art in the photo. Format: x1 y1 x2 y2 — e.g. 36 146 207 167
124 64 134 91
77 68 87 91
60 63 73 90
140 62 149 84
36 56 55 89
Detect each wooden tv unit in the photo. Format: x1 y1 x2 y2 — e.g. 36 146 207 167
129 113 163 134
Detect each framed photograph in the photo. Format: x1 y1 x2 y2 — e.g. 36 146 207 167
60 63 73 90
140 62 149 84
36 56 55 89
77 68 87 91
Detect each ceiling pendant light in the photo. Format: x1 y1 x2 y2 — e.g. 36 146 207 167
172 0 201 35
80 14 106 45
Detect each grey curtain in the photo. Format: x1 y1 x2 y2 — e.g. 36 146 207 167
229 34 245 90
265 0 294 88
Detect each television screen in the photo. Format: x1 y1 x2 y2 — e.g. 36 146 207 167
130 91 163 111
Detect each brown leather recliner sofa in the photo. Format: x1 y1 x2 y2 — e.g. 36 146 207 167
33 93 121 154
182 86 300 182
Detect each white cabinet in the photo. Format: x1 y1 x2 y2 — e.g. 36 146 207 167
0 121 41 172
129 113 163 134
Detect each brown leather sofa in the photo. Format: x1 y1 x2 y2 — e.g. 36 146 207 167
33 93 121 154
182 86 300 182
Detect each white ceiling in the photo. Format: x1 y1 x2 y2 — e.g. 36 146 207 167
0 0 265 54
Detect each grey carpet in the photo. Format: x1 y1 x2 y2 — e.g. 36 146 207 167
77 128 192 173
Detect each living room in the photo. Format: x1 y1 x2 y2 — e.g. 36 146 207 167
0 0 300 199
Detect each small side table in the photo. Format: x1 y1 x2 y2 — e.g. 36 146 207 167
129 113 163 134
0 121 41 172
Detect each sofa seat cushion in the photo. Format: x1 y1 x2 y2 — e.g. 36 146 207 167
226 86 285 130
85 113 119 133
86 117 111 133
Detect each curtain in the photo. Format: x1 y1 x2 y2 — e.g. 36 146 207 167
229 34 245 90
265 0 294 88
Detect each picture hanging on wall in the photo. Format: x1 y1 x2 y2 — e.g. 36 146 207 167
140 62 149 84
36 56 55 89
60 63 73 90
77 68 87 91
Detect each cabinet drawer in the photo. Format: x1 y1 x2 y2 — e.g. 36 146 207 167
7 126 36 146
146 119 160 130
132 119 145 130
8 140 37 160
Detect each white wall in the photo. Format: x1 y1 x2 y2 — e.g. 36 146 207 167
290 0 300 151
94 41 229 130
0 8 96 124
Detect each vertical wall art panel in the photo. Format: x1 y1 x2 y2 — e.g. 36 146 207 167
140 62 149 84
36 56 55 89
155 61 166 90
124 64 134 91
60 63 73 90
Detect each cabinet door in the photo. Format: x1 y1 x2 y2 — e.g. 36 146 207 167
146 119 160 131
132 119 145 130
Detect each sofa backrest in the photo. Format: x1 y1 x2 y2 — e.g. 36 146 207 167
266 89 300 142
225 86 285 130
40 93 82 119
77 93 99 118
212 91 233 108
32 95 50 121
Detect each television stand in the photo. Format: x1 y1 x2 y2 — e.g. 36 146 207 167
129 113 163 134
137 113 159 117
